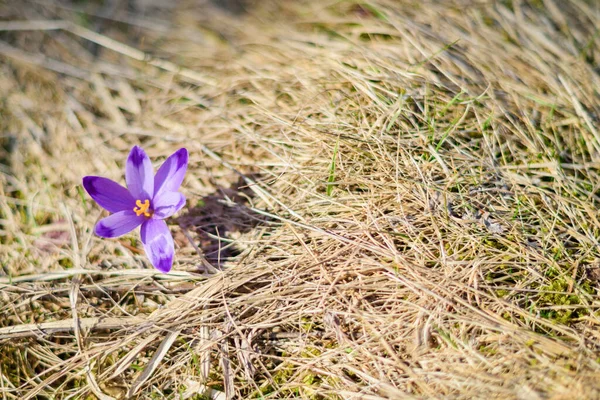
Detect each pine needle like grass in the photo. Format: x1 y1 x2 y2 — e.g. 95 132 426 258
1 0 600 398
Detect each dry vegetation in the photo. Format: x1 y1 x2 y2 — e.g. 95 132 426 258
1 0 600 398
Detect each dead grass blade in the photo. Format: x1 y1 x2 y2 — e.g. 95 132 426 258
127 330 180 397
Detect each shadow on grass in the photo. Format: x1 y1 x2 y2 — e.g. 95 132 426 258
175 176 271 269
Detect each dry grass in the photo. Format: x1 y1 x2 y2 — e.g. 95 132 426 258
1 0 600 398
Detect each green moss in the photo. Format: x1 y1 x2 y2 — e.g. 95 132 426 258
537 278 590 325
478 345 498 356
58 257 74 269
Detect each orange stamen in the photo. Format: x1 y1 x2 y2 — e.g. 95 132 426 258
134 199 152 217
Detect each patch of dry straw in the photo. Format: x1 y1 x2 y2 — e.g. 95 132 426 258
1 0 600 398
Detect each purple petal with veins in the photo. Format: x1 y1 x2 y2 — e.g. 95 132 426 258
83 176 135 213
126 145 154 200
141 219 174 273
153 191 186 219
95 210 144 238
154 148 188 196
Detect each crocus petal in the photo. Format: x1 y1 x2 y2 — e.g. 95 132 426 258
140 219 174 273
83 176 135 213
152 191 186 219
154 148 188 197
126 146 154 200
95 210 144 238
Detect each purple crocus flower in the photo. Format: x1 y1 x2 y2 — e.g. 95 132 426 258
82 146 188 273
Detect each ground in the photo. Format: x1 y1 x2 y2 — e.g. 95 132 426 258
1 0 600 399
